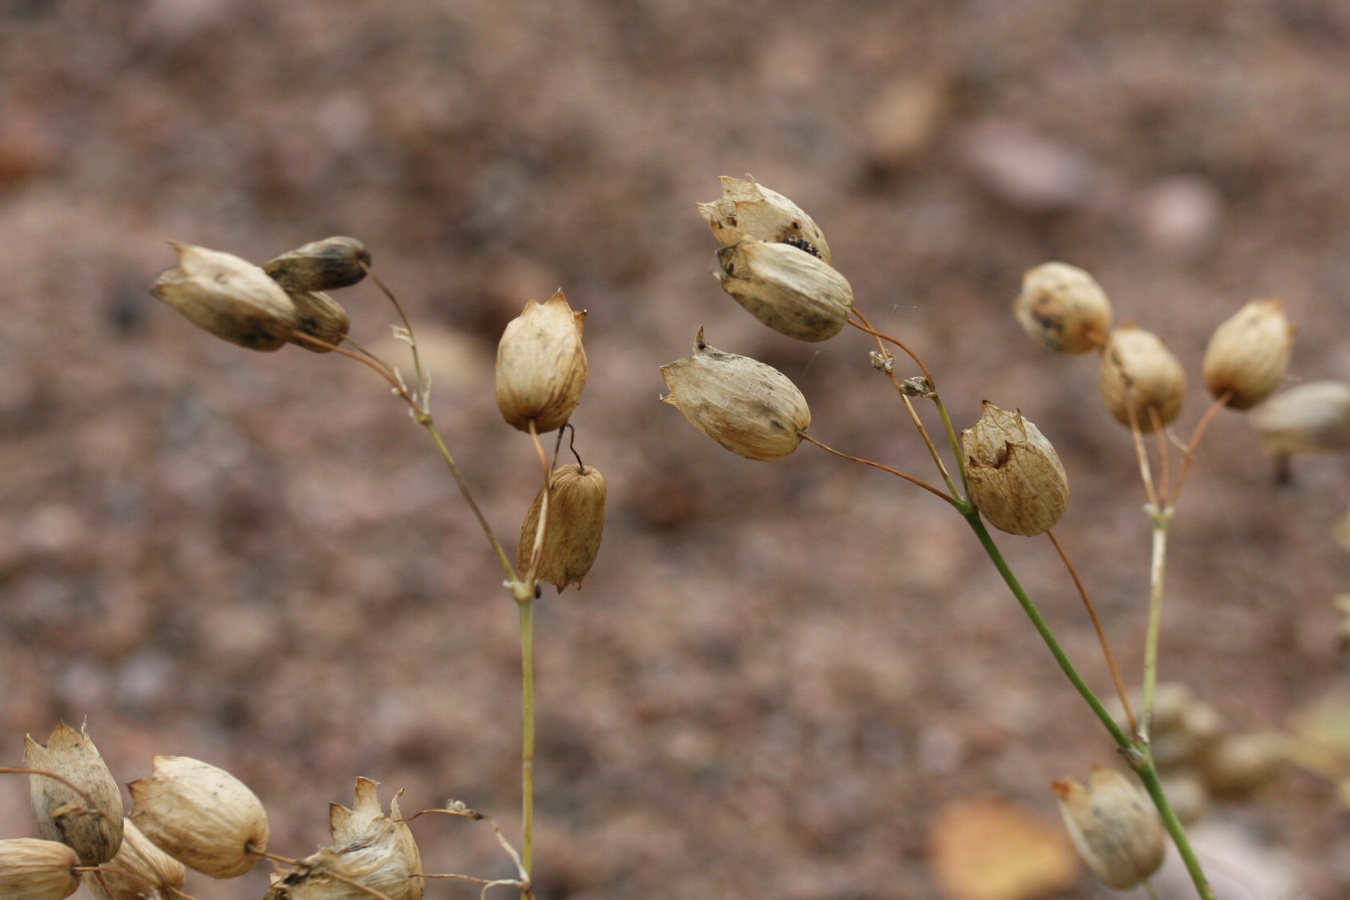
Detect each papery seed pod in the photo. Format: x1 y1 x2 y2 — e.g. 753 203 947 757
962 402 1069 536
660 328 811 461
1203 298 1295 409
1012 262 1112 354
697 175 832 264
1098 325 1187 431
517 463 607 592
25 723 124 866
495 290 588 434
715 241 854 342
0 838 81 900
151 242 299 351
129 756 268 879
1248 381 1350 456
1199 732 1288 799
1052 767 1166 890
86 818 187 900
285 290 351 353
263 237 371 293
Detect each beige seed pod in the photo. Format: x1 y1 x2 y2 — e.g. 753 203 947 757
495 290 588 434
0 838 81 900
25 723 124 866
660 328 811 461
1198 732 1288 799
1248 380 1350 456
263 236 371 293
1098 325 1187 431
85 818 187 900
517 463 607 592
1203 298 1295 409
697 175 832 264
1012 262 1112 354
1052 767 1166 890
715 241 854 342
962 402 1069 536
128 756 268 879
150 242 299 351
286 290 351 353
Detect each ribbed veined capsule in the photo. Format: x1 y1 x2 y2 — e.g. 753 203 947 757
697 175 832 264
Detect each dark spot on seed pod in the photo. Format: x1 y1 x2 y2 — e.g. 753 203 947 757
780 235 822 258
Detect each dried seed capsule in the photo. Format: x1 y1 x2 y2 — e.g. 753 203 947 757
1012 262 1112 354
1248 381 1350 456
129 756 268 879
1098 325 1187 431
0 838 81 900
715 240 854 342
286 290 351 353
697 175 832 264
1198 732 1288 799
1052 767 1166 890
962 402 1069 536
150 242 299 351
25 723 124 866
263 236 371 292
518 463 607 592
495 290 588 434
660 328 811 461
1203 298 1295 409
86 819 187 900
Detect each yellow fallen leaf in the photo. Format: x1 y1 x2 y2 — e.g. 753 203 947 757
928 797 1079 900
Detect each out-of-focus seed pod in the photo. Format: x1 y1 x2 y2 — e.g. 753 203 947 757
1158 772 1210 826
1334 594 1350 654
25 723 123 866
85 819 187 900
697 175 832 264
1012 262 1112 354
518 463 607 592
129 756 268 879
715 241 854 342
495 290 588 434
1199 732 1288 799
263 237 371 293
1098 325 1187 431
0 838 81 900
1052 767 1166 890
150 242 299 351
962 402 1069 536
1203 298 1295 409
286 291 351 353
660 328 811 461
1249 381 1350 456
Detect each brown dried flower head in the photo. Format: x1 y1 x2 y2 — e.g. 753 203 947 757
128 756 268 879
1012 262 1112 354
715 240 854 342
86 818 187 900
962 402 1069 536
697 175 832 264
151 242 299 351
263 236 371 293
285 290 351 353
661 328 811 461
1098 325 1187 431
0 838 81 900
25 723 124 866
1202 298 1295 410
518 463 607 591
1052 767 1165 890
496 290 588 434
1248 381 1350 456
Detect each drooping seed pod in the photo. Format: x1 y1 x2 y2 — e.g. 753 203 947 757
1203 298 1295 409
495 290 588 434
25 723 124 866
1248 381 1350 457
263 236 371 293
661 328 811 461
1052 767 1166 890
518 463 607 592
1012 262 1112 354
0 838 81 900
129 756 268 879
962 402 1069 536
150 242 299 351
697 175 832 264
85 818 187 900
715 241 854 342
1098 325 1187 431
285 290 351 353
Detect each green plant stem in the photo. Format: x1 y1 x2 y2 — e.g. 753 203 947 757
519 593 536 894
421 420 518 584
1140 506 1173 740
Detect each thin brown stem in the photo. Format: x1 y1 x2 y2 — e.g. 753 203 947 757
849 309 938 390
0 767 103 814
1170 392 1231 505
800 434 956 504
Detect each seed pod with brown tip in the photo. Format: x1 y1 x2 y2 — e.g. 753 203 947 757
129 756 268 879
518 463 607 592
263 236 371 293
962 402 1069 536
1052 767 1165 890
285 290 351 353
0 838 81 900
1012 262 1112 354
1249 381 1350 456
25 723 124 866
715 241 854 342
660 328 811 461
1203 298 1295 409
151 242 299 351
495 290 588 434
697 175 832 264
86 819 187 900
1098 325 1187 431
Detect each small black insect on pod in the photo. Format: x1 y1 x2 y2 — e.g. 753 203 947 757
779 235 822 259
